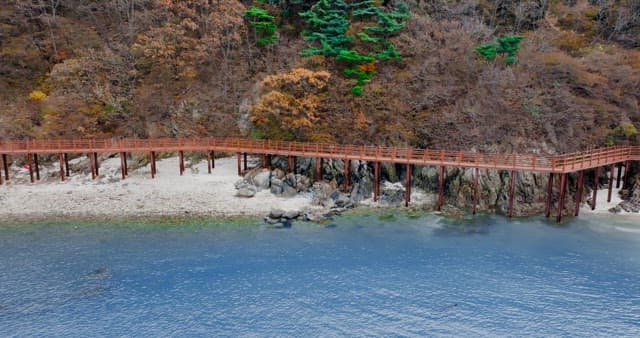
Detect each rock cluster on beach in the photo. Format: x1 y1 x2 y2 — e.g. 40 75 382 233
237 166 360 225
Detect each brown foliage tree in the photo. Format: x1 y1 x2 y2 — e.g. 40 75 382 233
249 68 331 140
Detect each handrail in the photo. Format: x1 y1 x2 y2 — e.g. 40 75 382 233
0 138 638 174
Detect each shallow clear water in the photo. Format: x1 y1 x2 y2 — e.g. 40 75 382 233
1 213 639 337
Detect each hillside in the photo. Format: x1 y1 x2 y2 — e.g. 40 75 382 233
1 0 639 154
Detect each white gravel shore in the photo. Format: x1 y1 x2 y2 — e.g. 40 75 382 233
0 154 318 220
1 154 635 221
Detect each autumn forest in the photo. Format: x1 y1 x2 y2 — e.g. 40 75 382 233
1 0 639 153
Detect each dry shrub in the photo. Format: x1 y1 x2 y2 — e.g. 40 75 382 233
553 31 589 55
249 68 331 141
555 1 599 37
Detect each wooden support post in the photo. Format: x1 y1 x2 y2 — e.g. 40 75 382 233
34 154 40 181
557 173 567 223
211 151 215 169
591 167 600 210
347 160 351 193
2 154 9 181
89 153 96 180
344 159 350 193
94 152 99 177
616 163 623 188
437 166 445 211
179 151 185 176
405 164 412 207
28 153 34 183
574 170 584 217
508 170 517 218
473 168 479 215
607 163 615 203
120 152 126 180
374 162 380 202
623 161 629 189
207 151 212 174
293 157 297 175
288 156 294 173
64 153 70 177
28 154 35 183
0 155 3 185
545 173 554 218
59 153 65 182
123 152 128 176
243 153 248 171
315 157 322 182
261 153 267 169
150 151 157 178
237 152 242 176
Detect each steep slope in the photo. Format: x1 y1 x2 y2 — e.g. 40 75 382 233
0 0 638 153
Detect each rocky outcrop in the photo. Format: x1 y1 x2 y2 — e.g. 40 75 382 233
236 155 593 220
612 176 640 213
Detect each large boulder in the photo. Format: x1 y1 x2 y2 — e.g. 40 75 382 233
251 170 272 190
312 181 337 206
283 210 300 219
236 185 257 198
272 168 286 180
282 185 298 198
380 181 406 204
294 174 311 191
269 208 285 219
270 178 284 195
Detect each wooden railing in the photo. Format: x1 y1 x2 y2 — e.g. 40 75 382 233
0 138 638 174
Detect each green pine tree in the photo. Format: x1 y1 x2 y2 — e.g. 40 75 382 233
244 7 279 46
475 35 523 65
300 1 410 95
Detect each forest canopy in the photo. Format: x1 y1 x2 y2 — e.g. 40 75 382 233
0 0 638 153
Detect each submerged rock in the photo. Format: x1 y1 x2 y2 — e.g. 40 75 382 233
265 219 292 229
265 217 281 225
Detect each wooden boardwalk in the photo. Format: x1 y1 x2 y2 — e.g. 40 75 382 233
0 138 638 222
0 138 638 173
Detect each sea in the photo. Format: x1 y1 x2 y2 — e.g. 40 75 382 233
1 212 639 337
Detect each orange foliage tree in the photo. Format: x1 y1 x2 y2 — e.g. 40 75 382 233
133 0 246 79
249 68 330 140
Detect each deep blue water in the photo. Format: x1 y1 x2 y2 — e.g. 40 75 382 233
1 213 639 337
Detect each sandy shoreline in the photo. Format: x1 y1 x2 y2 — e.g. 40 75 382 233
0 154 636 223
0 155 322 221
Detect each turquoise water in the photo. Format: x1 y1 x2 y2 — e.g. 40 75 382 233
1 213 639 336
